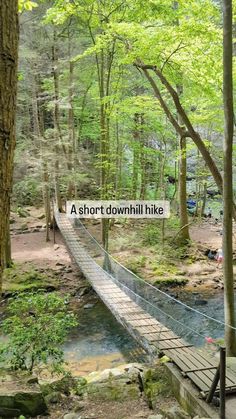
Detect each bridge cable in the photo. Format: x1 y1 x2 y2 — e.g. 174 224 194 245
73 218 236 332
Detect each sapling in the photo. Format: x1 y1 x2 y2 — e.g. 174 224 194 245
0 292 78 373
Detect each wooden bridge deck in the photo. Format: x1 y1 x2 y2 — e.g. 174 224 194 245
55 212 236 399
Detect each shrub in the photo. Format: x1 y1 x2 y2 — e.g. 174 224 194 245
142 224 160 246
0 292 78 373
125 255 147 275
13 178 42 206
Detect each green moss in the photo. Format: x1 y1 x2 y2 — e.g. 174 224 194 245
41 376 79 397
85 381 139 401
154 277 188 287
2 264 58 293
151 263 178 277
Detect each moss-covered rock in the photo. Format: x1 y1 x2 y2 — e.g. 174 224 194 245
0 370 47 417
45 391 62 404
40 375 77 397
2 263 58 294
76 364 143 401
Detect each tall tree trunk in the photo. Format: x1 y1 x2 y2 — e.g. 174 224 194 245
178 137 190 242
100 48 109 250
177 84 190 242
52 32 63 212
222 0 236 356
0 0 19 291
132 113 140 199
32 76 51 241
42 160 51 242
115 117 122 199
67 35 77 199
201 181 207 217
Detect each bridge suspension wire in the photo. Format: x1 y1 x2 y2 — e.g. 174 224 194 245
73 218 236 333
108 273 206 340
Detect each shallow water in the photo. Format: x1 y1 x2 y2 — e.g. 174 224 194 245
129 287 231 348
63 299 146 375
63 289 230 374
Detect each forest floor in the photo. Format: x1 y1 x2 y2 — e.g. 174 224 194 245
84 216 236 293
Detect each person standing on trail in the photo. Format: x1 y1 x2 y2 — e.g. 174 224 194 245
215 248 223 267
207 207 212 218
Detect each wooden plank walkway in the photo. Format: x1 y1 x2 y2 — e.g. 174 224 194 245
55 212 236 399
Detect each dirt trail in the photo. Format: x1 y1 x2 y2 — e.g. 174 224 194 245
11 231 70 269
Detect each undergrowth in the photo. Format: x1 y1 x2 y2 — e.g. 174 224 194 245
2 263 57 293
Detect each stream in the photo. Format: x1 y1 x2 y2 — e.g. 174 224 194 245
63 289 230 375
63 299 147 375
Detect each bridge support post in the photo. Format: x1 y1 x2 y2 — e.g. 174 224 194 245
206 346 226 418
220 346 226 419
206 366 220 404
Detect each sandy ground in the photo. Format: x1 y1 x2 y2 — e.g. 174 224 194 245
11 230 70 269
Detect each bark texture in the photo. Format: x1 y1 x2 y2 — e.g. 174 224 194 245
0 0 19 291
222 0 236 356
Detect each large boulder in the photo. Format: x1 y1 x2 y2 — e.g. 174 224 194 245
0 370 47 417
76 363 144 401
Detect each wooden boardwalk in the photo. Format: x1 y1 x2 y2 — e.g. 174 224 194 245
55 212 236 400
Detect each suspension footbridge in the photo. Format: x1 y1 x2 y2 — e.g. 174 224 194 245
55 211 236 417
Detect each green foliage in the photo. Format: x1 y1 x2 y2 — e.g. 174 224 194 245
151 262 179 277
142 224 161 246
125 255 147 275
0 292 78 373
154 277 188 288
13 178 41 206
19 0 38 12
16 207 30 218
143 364 172 409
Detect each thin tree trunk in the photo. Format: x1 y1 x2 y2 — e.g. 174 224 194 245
115 117 123 199
177 83 190 242
67 35 77 198
100 48 109 250
5 223 12 268
42 161 51 242
52 32 63 212
140 150 147 199
32 76 51 241
222 0 236 356
0 0 19 291
132 113 140 199
201 181 207 217
178 137 190 242
160 141 167 246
